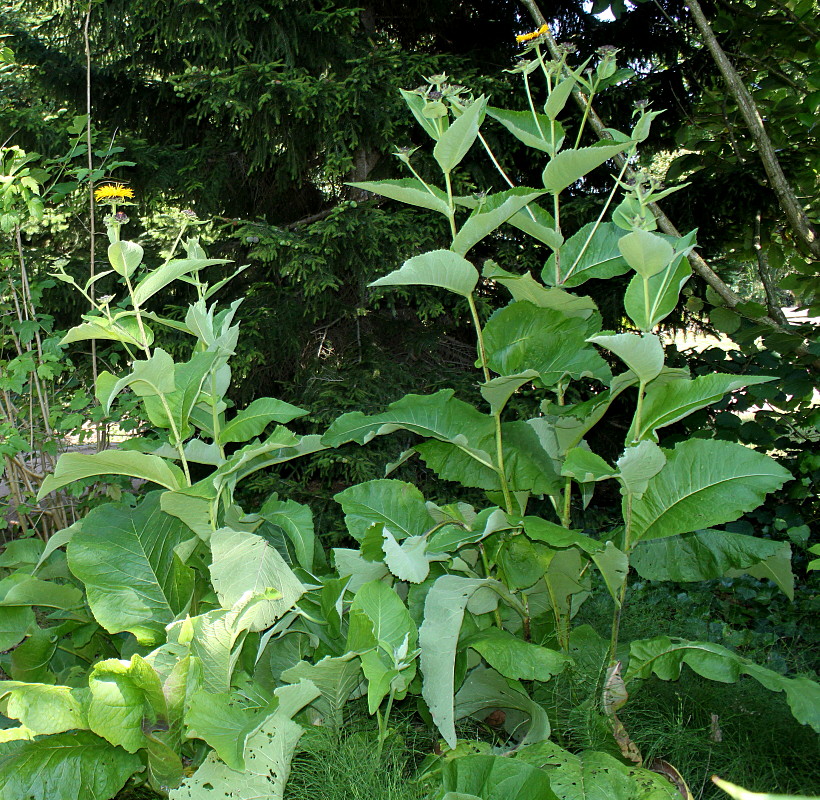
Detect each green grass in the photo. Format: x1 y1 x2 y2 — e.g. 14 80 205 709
284 716 433 800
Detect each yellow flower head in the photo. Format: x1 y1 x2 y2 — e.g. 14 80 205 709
94 183 134 202
516 24 549 43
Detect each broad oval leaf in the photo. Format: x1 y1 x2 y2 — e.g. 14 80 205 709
440 753 558 800
370 249 479 298
334 478 433 543
623 255 691 332
462 628 570 682
487 106 560 154
618 229 675 278
483 302 610 388
0 731 141 800
631 529 793 598
629 440 792 542
107 240 144 277
587 332 664 384
452 188 544 256
67 493 196 644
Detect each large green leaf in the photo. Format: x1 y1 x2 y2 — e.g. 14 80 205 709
399 89 441 140
382 529 440 583
348 579 417 653
101 348 176 413
371 249 479 298
322 389 495 467
419 576 519 748
542 145 628 194
629 373 775 442
416 419 563 495
67 493 195 644
623 255 691 332
618 229 675 278
483 302 610 388
258 496 316 571
514 740 679 800
587 332 664 384
462 629 570 682
629 440 792 542
0 606 34 650
631 529 793 598
132 257 230 307
219 397 307 445
38 450 184 498
626 637 820 732
0 731 141 800
483 262 595 318
170 681 319 800
506 202 563 249
0 575 82 609
487 106 556 152
88 655 167 753
433 96 487 172
452 188 544 256
0 682 89 735
60 314 149 347
543 222 629 287
348 177 450 215
185 690 275 770
334 479 434 542
332 548 390 592
280 655 362 727
108 240 143 277
440 753 558 800
209 528 305 631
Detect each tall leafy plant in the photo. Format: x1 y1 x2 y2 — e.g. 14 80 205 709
310 43 818 795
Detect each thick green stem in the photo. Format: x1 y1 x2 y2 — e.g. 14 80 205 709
443 170 458 240
156 393 192 486
561 477 572 528
608 496 633 664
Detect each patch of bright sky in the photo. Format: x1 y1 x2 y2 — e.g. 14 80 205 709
583 0 617 21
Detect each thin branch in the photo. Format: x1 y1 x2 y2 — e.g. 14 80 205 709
754 211 790 327
684 0 819 260
516 0 809 341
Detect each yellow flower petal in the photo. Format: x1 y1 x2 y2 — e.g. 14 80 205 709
94 183 135 202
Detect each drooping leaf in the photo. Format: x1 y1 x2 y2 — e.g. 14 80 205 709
506 202 563 249
185 690 276 770
101 348 176 413
0 682 89 735
0 731 141 800
626 637 820 732
332 548 390 593
209 528 305 631
219 397 307 445
483 262 595 318
170 681 319 800
543 222 629 288
38 451 184 498
258 496 316 572
347 579 417 654
280 654 362 727
333 479 434 542
631 529 793 598
561 448 616 483
88 655 167 753
371 249 479 298
542 145 628 194
629 440 792 542
462 629 570 682
629 374 775 442
454 666 551 746
322 389 496 468
67 493 195 644
419 576 520 748
487 106 556 152
60 315 148 347
348 177 450 215
0 607 34 651
483 302 610 388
